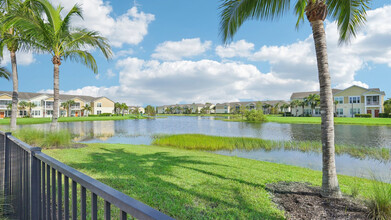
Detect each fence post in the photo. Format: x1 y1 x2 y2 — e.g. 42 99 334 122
3 132 11 209
29 147 42 220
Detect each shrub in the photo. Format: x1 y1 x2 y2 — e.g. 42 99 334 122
366 177 391 220
244 109 266 122
283 112 292 117
355 114 372 118
379 113 390 118
88 114 98 117
99 113 112 117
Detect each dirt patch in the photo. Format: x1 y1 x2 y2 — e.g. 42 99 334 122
266 182 368 220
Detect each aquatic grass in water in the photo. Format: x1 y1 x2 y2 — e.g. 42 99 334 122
152 134 391 162
13 128 73 149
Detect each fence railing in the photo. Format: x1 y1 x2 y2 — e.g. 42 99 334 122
0 130 174 220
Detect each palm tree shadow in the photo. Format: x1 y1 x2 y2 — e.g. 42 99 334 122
66 147 281 219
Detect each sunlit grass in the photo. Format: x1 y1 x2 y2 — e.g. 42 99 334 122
152 134 391 161
44 143 387 219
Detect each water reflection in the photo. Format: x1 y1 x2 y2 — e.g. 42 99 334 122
1 116 390 179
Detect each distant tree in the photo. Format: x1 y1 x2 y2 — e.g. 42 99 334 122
114 102 121 115
263 104 271 115
18 100 27 117
121 103 128 116
334 100 339 116
132 107 140 115
298 100 306 117
82 104 92 117
26 102 37 117
61 100 75 117
256 101 262 110
384 99 391 114
290 100 300 117
145 105 156 116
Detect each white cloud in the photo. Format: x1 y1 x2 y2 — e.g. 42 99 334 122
106 69 116 78
0 50 35 66
151 38 212 61
52 0 155 47
216 40 254 58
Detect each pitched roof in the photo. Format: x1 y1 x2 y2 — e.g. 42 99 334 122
0 91 112 103
290 89 342 100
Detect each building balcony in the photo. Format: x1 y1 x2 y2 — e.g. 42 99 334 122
70 106 81 110
0 105 8 109
45 105 54 109
366 101 380 106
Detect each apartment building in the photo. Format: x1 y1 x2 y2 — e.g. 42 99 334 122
215 100 290 114
157 103 214 114
0 91 115 118
290 85 386 117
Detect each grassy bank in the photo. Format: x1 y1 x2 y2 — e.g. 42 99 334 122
152 134 391 162
0 115 146 125
157 113 230 117
217 115 391 126
13 128 74 148
44 143 381 219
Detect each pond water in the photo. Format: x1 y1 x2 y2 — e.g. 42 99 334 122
1 116 390 179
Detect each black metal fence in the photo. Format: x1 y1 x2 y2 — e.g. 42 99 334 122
0 130 174 220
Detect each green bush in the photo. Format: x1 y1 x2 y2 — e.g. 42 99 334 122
355 114 372 118
88 114 98 117
99 113 112 117
244 109 266 122
379 113 390 118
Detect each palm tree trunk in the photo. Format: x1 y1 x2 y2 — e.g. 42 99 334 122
10 51 18 131
311 19 341 198
51 63 60 130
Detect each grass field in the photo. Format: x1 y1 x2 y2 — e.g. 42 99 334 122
0 115 146 125
152 134 391 161
44 143 380 219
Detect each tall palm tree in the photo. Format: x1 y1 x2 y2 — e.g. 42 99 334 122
334 100 339 116
121 103 128 116
114 102 121 115
82 104 92 117
11 0 112 129
298 100 306 117
305 94 320 115
219 0 371 197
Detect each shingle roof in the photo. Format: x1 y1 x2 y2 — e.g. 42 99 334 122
290 89 342 100
0 91 109 102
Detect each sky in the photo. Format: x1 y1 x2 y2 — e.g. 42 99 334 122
0 0 390 106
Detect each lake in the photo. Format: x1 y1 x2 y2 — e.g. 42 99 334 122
1 116 390 179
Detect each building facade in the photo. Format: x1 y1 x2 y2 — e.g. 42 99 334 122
0 91 115 118
157 103 214 114
215 100 290 114
290 85 386 117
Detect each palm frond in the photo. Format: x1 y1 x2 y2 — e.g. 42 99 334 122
0 67 10 80
219 0 291 43
63 50 98 73
327 0 371 43
294 0 307 29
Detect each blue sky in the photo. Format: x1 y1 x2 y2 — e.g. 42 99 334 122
0 0 390 106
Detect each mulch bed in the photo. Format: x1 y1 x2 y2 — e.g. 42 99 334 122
266 182 369 220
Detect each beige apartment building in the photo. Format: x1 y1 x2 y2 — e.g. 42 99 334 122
0 91 115 118
290 85 386 117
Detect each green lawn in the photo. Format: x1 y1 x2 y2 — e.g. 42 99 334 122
44 143 377 219
0 115 146 125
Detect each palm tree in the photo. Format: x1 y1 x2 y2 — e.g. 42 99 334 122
219 0 371 197
290 100 300 117
121 103 128 116
298 100 306 117
82 104 92 117
26 101 37 117
305 94 320 115
334 100 339 116
18 100 27 117
114 102 121 115
0 67 10 80
61 100 75 117
11 0 112 129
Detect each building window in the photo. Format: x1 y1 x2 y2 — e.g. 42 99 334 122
97 110 102 115
349 96 361 104
315 108 321 115
46 110 53 116
334 97 343 104
19 110 27 116
97 103 102 107
32 110 40 116
350 108 361 115
336 108 343 115
224 105 228 109
32 101 41 106
304 109 312 115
